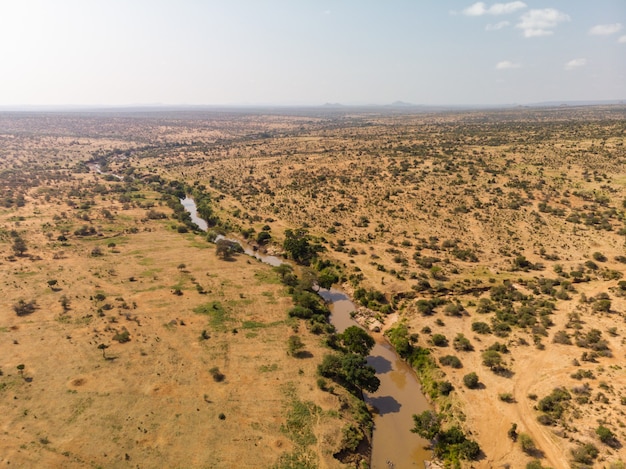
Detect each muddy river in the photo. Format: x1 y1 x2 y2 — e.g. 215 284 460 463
181 197 432 468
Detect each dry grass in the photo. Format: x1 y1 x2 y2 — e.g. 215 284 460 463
2 106 626 468
0 134 360 468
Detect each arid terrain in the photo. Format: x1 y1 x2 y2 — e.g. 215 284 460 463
1 106 626 468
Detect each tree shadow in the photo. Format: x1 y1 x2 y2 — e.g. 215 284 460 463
494 367 515 379
526 447 545 459
367 395 401 415
606 438 622 450
294 350 313 359
317 289 350 303
367 355 393 374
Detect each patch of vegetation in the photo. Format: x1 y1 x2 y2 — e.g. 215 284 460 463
194 301 231 331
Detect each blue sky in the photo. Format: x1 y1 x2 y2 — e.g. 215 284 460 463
0 1 624 106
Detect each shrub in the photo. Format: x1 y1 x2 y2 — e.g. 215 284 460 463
519 433 536 454
113 328 131 343
571 443 599 465
437 381 454 396
553 330 572 345
439 355 463 369
463 372 479 389
592 252 607 262
471 321 491 334
453 333 473 351
596 425 617 445
431 334 448 347
209 367 225 382
13 300 37 316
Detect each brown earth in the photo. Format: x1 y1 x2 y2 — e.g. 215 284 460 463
2 107 626 468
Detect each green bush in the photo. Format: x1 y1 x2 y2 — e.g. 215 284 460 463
431 334 448 347
463 372 479 389
439 355 463 369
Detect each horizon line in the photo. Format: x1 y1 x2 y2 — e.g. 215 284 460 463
0 99 625 112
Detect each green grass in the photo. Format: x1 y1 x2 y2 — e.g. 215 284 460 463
280 399 320 447
255 270 281 285
194 301 231 331
241 320 285 330
259 363 279 372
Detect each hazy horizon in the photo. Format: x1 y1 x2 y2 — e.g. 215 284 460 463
1 1 625 107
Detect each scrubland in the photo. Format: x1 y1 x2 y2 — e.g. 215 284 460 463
1 106 626 468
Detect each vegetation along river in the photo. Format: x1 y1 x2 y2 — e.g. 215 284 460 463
181 197 433 468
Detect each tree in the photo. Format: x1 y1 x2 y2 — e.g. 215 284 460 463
317 268 339 290
431 333 448 347
482 349 504 371
12 237 27 256
411 410 441 440
283 228 318 265
97 343 109 359
215 239 242 259
519 433 536 454
463 372 480 389
339 353 380 394
596 425 617 446
256 231 272 245
339 326 375 356
453 333 473 351
287 335 305 357
13 299 37 316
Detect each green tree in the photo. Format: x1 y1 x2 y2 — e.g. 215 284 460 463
482 349 503 371
287 335 305 357
453 333 473 351
256 231 272 245
411 410 441 440
283 229 317 265
339 326 375 356
596 425 617 445
215 239 242 259
463 372 480 389
339 353 380 394
317 268 339 290
519 433 536 454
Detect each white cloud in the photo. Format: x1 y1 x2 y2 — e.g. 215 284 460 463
589 23 622 36
486 21 510 31
516 8 570 38
462 1 526 17
489 2 527 15
496 60 521 69
564 58 587 70
619 35 626 43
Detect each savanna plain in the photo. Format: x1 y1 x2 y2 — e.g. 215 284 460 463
1 106 625 469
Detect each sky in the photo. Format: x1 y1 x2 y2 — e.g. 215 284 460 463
0 0 624 107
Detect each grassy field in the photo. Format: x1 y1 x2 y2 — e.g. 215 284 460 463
0 127 367 468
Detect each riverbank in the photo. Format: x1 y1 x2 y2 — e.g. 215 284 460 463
181 196 434 468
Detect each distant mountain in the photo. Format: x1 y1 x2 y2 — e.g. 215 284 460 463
528 99 626 107
388 101 415 107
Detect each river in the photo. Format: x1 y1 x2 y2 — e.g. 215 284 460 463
181 197 432 468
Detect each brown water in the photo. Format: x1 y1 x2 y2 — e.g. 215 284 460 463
319 289 432 469
182 197 433 468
